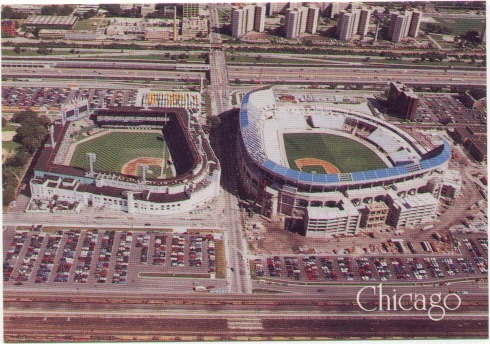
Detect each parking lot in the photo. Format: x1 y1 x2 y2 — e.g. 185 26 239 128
251 234 487 284
415 94 486 125
3 226 225 291
1 86 138 110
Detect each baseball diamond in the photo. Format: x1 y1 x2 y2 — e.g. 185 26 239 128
294 158 341 174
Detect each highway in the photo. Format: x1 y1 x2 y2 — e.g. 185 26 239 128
2 66 205 82
227 65 487 86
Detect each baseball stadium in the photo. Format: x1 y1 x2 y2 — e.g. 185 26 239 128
29 106 221 215
237 87 451 236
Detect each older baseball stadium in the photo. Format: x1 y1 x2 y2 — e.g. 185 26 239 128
29 106 221 215
237 87 452 237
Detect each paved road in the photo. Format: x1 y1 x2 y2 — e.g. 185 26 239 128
4 289 488 340
2 67 205 82
227 65 486 86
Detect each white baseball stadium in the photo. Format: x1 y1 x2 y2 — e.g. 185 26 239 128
237 87 454 237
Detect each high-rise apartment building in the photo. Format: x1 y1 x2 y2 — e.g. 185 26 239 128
285 6 317 38
231 4 264 38
357 8 372 36
388 10 422 42
254 5 266 32
336 7 371 41
306 7 320 34
329 2 350 19
268 2 290 15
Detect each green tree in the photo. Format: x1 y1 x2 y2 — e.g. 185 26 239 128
1 6 28 19
82 9 97 19
3 186 17 207
36 45 51 55
13 46 21 54
5 149 30 167
12 109 37 124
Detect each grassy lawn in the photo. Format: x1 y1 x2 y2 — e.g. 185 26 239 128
70 132 169 174
284 133 387 173
215 240 226 279
429 34 458 49
72 19 98 31
1 49 76 56
2 123 19 132
2 48 98 56
226 54 482 68
3 140 22 153
425 17 485 36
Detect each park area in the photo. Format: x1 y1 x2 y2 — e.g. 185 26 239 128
283 133 387 174
69 131 173 177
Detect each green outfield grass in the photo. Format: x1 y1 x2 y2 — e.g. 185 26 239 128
284 133 388 173
70 131 170 174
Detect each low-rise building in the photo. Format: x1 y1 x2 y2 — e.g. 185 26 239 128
181 16 208 40
64 30 97 41
23 15 78 29
460 89 487 110
1 20 17 37
386 192 438 229
38 29 65 39
304 198 360 237
453 125 487 162
145 27 174 41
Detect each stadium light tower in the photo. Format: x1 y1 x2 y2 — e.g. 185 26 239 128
86 153 96 176
140 164 149 182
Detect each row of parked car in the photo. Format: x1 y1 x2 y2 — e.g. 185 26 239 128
464 238 488 273
303 256 320 281
189 236 203 268
54 230 81 283
319 257 337 281
153 234 166 265
4 231 28 282
74 230 99 283
17 233 45 283
135 233 150 264
373 258 391 281
95 231 116 283
356 258 375 281
256 253 484 283
207 236 216 274
112 231 132 284
35 234 62 283
170 235 185 267
2 86 69 109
